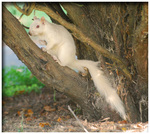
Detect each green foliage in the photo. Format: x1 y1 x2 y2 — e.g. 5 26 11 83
5 3 52 33
2 66 45 97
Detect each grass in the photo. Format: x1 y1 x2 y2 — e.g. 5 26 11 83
2 66 45 97
17 113 24 132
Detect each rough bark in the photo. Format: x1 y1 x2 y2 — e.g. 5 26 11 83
61 2 148 122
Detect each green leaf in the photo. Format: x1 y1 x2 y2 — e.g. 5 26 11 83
3 66 44 97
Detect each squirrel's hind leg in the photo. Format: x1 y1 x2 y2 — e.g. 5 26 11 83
52 55 65 66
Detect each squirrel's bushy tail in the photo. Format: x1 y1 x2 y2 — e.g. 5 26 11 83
69 59 126 120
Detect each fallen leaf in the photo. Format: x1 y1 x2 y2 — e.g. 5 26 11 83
45 122 51 127
25 114 29 117
39 122 51 128
57 117 62 122
33 116 37 119
4 111 9 115
26 117 32 122
17 111 21 116
118 120 127 124
66 115 71 119
27 109 33 116
44 105 56 112
58 106 67 111
68 128 75 132
122 127 127 132
44 106 51 111
137 123 143 128
53 102 58 106
24 109 33 117
18 90 25 94
14 90 25 95
39 123 45 128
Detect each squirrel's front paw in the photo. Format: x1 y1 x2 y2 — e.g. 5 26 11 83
41 47 47 52
39 40 47 46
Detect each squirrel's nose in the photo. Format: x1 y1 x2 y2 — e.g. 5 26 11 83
28 31 32 36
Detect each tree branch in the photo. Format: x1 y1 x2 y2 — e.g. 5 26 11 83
34 3 131 80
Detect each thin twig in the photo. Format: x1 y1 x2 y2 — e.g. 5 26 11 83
68 105 89 132
21 24 29 29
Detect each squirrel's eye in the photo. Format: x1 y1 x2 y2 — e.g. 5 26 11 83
36 25 40 28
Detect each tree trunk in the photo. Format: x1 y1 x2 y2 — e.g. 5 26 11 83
2 2 148 122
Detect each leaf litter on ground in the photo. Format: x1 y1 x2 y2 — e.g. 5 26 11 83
2 87 148 132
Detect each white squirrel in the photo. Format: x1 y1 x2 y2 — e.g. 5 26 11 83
29 16 127 120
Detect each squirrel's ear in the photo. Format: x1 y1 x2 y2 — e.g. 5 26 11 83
41 16 45 24
33 16 38 20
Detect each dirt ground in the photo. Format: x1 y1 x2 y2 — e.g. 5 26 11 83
2 87 148 132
